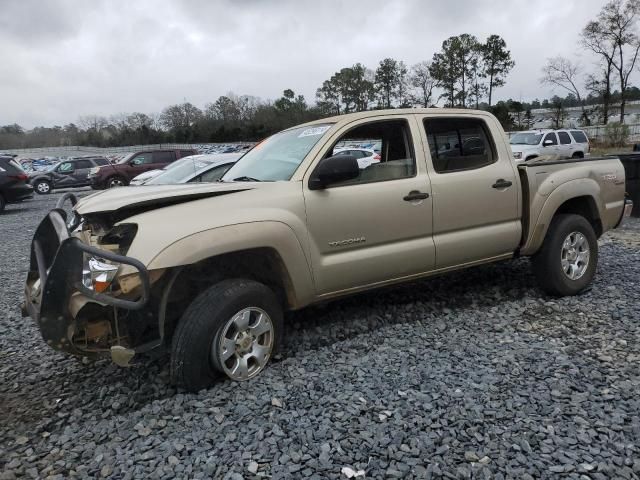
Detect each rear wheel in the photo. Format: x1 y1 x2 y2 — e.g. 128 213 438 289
107 176 126 188
35 180 51 194
571 152 584 159
532 214 598 296
170 279 283 392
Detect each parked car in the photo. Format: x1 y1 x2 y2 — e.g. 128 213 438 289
0 156 33 211
129 153 239 186
144 153 241 185
88 149 197 189
332 147 380 169
29 156 111 194
510 129 590 161
24 109 631 391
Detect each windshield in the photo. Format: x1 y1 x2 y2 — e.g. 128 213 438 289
221 124 333 182
146 156 229 185
117 153 135 164
510 133 543 145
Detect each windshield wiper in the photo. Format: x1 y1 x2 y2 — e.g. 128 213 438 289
233 176 262 182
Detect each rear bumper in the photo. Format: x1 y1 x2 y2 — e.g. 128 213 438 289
23 201 150 355
615 198 634 228
4 183 33 202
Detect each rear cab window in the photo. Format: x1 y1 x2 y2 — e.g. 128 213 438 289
423 117 496 173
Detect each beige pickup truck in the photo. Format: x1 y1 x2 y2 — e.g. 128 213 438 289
24 109 632 391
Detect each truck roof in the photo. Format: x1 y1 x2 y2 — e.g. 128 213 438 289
296 108 499 128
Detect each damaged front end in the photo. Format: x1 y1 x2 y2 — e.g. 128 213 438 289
23 193 165 366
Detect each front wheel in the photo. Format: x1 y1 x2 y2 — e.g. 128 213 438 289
532 214 598 296
35 180 52 194
170 279 283 392
107 176 126 188
0 194 5 212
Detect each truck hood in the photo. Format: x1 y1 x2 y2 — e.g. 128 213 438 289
76 182 254 216
509 144 540 153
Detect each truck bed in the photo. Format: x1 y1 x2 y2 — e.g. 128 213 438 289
517 155 627 256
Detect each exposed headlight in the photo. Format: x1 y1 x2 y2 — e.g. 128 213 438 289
513 152 522 159
82 257 119 293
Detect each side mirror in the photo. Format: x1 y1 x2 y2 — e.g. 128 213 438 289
309 155 360 190
543 140 554 146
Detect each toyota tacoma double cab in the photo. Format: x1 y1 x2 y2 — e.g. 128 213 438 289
89 149 197 189
23 109 632 391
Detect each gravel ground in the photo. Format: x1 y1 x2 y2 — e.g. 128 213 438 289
1 192 639 480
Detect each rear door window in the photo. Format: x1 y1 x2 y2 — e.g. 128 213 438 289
570 130 588 143
154 151 177 163
423 117 496 173
74 160 92 169
557 132 572 144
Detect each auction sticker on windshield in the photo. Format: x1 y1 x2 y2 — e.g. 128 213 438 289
299 126 331 137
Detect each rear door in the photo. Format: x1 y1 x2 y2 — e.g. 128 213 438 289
152 151 177 170
419 114 521 268
71 159 92 186
557 131 573 158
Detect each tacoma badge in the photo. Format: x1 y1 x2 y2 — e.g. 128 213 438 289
328 237 366 247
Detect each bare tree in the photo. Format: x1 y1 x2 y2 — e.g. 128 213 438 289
409 61 436 107
582 21 617 123
541 57 589 126
77 115 108 131
596 0 640 123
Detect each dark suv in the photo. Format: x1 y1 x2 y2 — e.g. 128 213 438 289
0 156 33 211
89 149 197 189
29 156 111 194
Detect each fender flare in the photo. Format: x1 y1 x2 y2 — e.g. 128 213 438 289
147 221 315 308
521 178 603 255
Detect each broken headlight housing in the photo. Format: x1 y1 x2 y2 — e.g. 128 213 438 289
82 257 119 293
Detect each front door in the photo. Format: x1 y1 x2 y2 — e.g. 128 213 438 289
52 161 76 188
419 115 521 268
303 116 435 296
542 132 560 157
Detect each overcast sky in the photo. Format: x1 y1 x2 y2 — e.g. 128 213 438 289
0 0 623 128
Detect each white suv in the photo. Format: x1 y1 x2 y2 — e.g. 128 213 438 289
510 129 590 161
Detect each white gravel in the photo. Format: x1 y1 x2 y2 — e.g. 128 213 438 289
1 191 639 479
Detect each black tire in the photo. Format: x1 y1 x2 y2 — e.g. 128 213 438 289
532 214 598 296
107 176 127 188
170 279 283 392
571 152 584 159
0 194 5 212
526 155 538 161
34 180 52 194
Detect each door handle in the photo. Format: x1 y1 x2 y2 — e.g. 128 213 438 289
492 179 513 189
403 190 430 201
